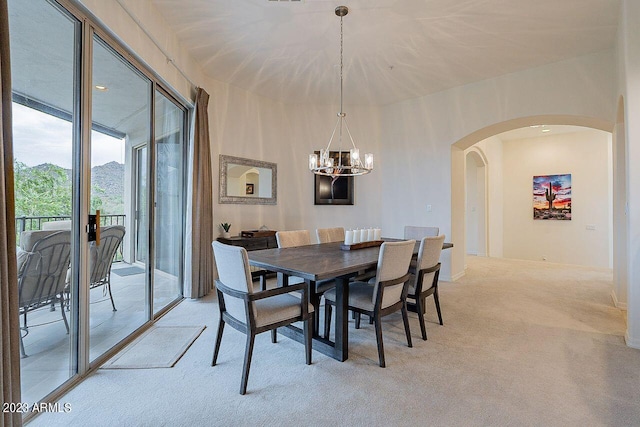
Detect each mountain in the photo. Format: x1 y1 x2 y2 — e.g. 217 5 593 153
91 161 124 201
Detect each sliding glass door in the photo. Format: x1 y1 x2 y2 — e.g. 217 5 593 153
8 0 188 410
153 90 185 314
9 0 80 404
89 36 152 362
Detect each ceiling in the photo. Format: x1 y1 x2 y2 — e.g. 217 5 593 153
151 0 621 106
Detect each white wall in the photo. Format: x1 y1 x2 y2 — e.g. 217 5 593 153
501 130 611 267
382 50 616 280
617 0 640 348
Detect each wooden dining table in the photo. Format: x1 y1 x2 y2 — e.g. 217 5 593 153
247 239 453 362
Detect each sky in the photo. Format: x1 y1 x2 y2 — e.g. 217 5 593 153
12 103 125 169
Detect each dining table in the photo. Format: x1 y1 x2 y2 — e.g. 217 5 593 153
247 239 453 362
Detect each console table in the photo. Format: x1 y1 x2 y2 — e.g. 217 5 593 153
216 235 277 251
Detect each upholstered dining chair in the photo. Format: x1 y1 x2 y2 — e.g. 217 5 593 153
407 234 445 340
404 226 439 270
275 229 311 248
276 229 333 333
324 240 415 368
316 227 345 244
211 241 313 395
17 230 71 358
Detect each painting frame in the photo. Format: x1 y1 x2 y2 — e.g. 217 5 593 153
533 173 572 220
313 151 354 205
245 183 254 195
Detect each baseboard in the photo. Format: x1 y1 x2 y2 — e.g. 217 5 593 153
447 270 466 282
611 290 628 310
625 331 640 349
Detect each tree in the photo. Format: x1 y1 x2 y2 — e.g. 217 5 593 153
14 161 72 217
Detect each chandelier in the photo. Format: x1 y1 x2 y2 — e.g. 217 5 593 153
308 6 373 177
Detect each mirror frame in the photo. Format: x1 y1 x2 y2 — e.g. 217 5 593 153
219 154 277 205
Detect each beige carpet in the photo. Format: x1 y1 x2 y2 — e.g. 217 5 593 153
29 257 640 426
101 325 206 369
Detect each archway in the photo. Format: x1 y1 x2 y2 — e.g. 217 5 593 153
450 115 614 281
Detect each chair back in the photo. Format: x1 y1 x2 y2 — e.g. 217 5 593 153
212 241 254 321
276 230 311 248
414 234 445 291
372 240 415 309
90 226 125 285
18 230 71 309
404 226 439 240
316 227 345 244
41 220 72 230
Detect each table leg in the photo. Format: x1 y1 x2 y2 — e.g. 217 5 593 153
333 276 349 361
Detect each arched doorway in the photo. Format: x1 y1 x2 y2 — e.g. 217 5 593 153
450 114 614 281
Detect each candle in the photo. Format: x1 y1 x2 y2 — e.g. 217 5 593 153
344 230 353 245
360 229 367 242
374 228 381 241
367 228 374 241
352 229 360 244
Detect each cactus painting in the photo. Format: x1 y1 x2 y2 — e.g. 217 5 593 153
533 174 571 220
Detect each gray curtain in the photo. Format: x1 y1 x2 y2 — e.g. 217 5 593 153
0 0 23 425
188 88 214 298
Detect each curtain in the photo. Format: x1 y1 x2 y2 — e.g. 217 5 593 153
0 0 23 425
186 88 214 298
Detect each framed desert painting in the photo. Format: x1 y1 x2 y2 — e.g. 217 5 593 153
533 174 572 220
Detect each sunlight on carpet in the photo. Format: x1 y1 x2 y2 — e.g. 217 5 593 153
101 325 206 369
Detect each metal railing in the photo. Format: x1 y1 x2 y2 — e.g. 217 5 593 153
15 215 127 261
15 214 126 234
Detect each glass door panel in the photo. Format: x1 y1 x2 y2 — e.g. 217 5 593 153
8 0 79 403
89 35 151 362
153 91 185 313
134 146 148 264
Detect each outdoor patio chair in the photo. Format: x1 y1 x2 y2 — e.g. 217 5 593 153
17 230 71 358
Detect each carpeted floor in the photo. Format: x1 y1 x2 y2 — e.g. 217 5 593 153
29 257 640 426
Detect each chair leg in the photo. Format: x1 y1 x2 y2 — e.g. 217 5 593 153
260 273 267 291
59 296 69 334
19 331 27 358
355 312 361 329
107 282 117 312
211 317 225 366
369 316 374 325
374 315 385 368
304 316 312 365
271 329 277 343
416 297 427 341
324 303 332 339
433 289 443 325
20 312 28 358
240 333 256 395
402 303 413 348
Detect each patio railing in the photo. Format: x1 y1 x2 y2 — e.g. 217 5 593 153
15 214 126 234
15 215 126 261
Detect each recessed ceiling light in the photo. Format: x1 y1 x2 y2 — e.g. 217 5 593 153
529 125 541 128
542 129 551 133
94 85 108 91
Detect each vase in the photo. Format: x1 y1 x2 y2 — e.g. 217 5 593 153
222 231 231 239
